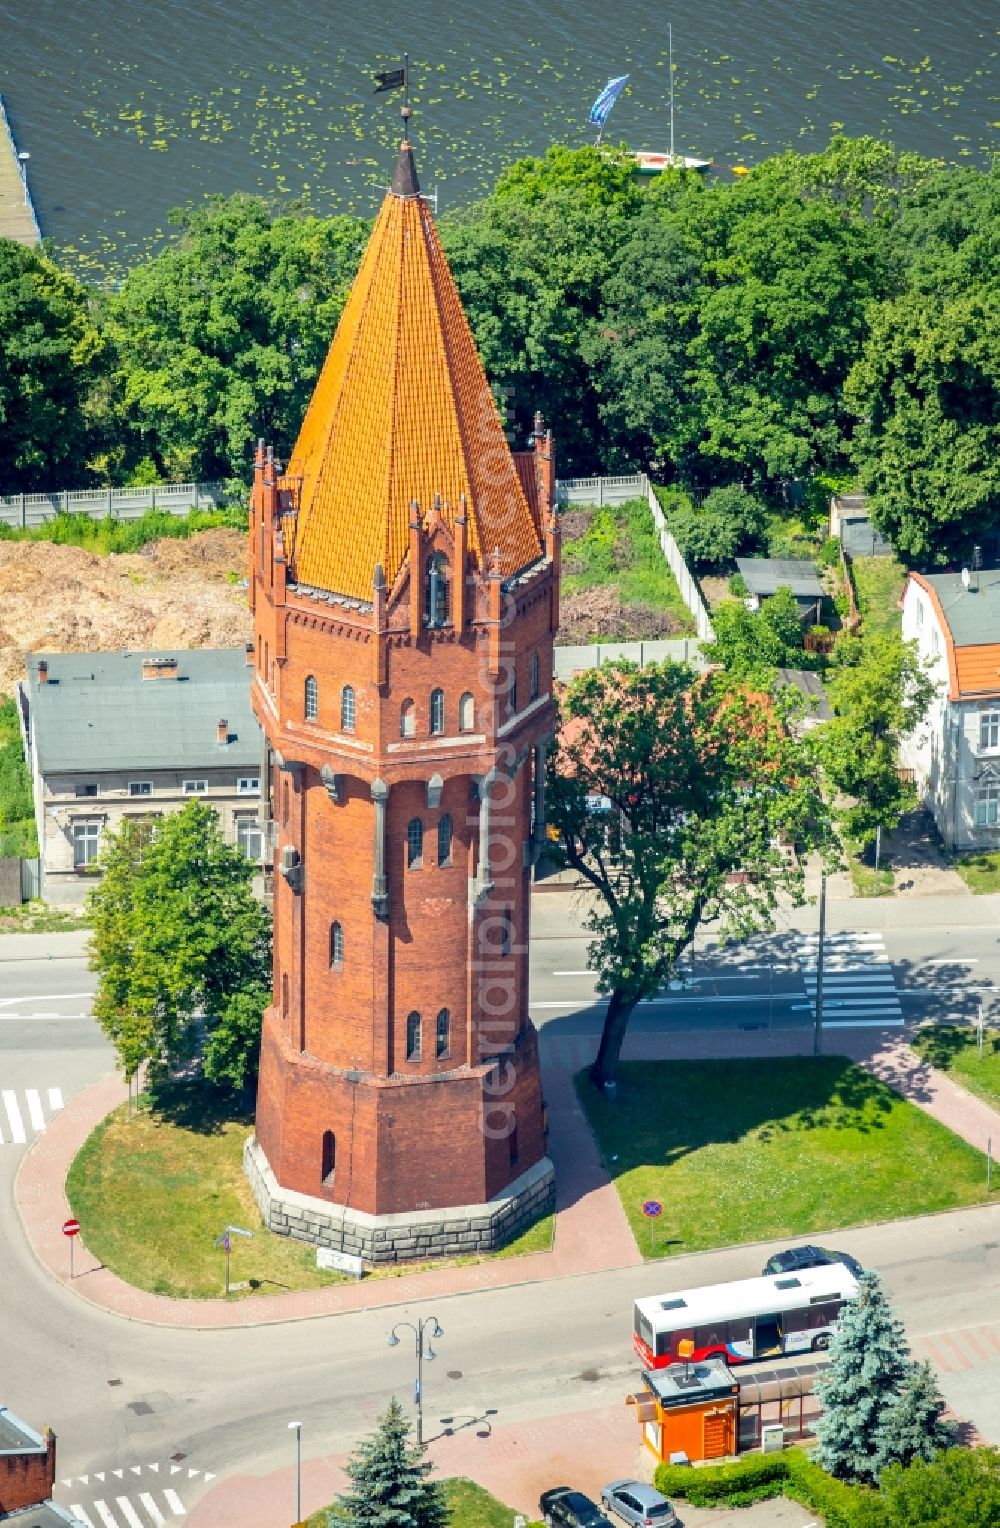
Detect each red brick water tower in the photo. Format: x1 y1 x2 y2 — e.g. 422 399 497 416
244 138 559 1262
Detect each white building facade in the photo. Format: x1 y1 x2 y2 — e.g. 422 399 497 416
18 648 265 905
900 569 1000 852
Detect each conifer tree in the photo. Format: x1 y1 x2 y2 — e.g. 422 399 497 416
335 1397 448 1528
876 1358 956 1474
814 1270 913 1482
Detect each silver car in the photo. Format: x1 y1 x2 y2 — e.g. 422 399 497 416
601 1480 677 1528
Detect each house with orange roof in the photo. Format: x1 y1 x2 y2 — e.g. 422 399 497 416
900 568 1000 851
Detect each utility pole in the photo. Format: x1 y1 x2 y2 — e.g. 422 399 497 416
813 871 826 1057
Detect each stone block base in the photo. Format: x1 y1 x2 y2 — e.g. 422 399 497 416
244 1135 555 1265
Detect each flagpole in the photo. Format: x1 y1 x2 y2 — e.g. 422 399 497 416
669 23 675 166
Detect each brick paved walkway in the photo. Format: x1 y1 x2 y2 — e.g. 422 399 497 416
15 1024 1000 1328
13 1049 640 1329
184 1400 817 1528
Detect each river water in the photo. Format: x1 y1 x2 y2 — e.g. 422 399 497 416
0 0 997 278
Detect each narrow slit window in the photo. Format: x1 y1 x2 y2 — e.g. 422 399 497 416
406 1010 421 1061
321 1130 336 1184
407 817 424 869
304 674 319 721
341 685 356 733
437 813 452 867
330 920 344 968
430 688 445 735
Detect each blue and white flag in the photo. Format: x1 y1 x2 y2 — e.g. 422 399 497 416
589 75 629 128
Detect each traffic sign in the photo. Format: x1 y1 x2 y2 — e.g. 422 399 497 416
62 1218 81 1237
642 1200 663 1219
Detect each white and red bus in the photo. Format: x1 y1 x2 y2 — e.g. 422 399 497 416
633 1263 858 1369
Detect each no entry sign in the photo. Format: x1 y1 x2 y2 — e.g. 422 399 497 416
62 1218 81 1237
642 1200 663 1219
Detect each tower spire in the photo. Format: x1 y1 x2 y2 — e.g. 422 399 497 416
390 52 420 198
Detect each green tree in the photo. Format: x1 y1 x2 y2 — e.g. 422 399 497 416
818 631 935 848
0 240 104 490
877 1360 955 1475
675 180 886 488
441 161 648 472
584 199 701 472
667 484 767 568
101 195 368 482
845 288 1000 566
336 1397 448 1528
493 142 642 212
87 800 271 1093
0 697 37 860
867 1448 1000 1528
815 1270 914 1482
547 660 833 1087
705 586 805 678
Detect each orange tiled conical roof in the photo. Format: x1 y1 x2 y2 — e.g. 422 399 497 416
285 142 543 600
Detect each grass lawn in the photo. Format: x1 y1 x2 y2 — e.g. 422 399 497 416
952 851 1000 894
911 1024 1000 1112
577 1057 988 1258
67 1082 554 1299
559 499 695 640
850 554 907 635
306 1476 536 1527
848 857 895 897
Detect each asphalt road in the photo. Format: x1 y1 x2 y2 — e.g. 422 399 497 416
1 901 999 1519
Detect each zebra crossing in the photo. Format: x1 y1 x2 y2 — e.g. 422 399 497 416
60 1462 210 1527
66 1489 186 1527
798 930 903 1028
0 1085 63 1143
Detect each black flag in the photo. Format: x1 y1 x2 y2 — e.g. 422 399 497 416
373 67 406 94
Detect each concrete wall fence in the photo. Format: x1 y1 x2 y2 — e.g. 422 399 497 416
0 481 227 529
556 472 715 643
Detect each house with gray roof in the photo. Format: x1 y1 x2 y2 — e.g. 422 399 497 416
18 648 264 905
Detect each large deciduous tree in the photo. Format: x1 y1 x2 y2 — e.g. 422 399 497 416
818 631 935 848
336 1397 448 1528
0 240 104 490
816 1270 954 1484
87 800 271 1094
547 659 834 1087
100 195 368 482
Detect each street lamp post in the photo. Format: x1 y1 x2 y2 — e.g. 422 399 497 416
288 1420 302 1523
387 1314 444 1447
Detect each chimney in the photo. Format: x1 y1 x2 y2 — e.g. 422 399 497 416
142 657 179 681
217 719 229 746
38 659 49 684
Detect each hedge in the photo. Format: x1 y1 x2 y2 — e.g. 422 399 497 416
654 1448 873 1522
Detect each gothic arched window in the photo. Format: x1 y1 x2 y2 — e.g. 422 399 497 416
340 685 356 733
430 687 445 735
304 674 319 721
426 552 449 628
330 920 344 969
407 817 423 869
406 1010 422 1062
437 813 452 867
400 698 416 738
436 1007 451 1059
459 691 475 732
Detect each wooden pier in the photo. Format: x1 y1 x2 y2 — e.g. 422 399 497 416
0 93 40 245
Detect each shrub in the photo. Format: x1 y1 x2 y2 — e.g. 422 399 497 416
728 571 749 597
654 1451 790 1507
786 1450 871 1527
668 485 767 569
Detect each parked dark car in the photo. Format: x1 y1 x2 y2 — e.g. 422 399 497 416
540 1487 616 1528
762 1245 863 1279
601 1479 678 1527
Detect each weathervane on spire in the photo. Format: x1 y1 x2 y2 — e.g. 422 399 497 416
373 52 411 130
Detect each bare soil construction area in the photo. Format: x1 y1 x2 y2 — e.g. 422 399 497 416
0 530 251 694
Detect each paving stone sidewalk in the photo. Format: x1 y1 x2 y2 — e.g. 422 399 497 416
183 1400 817 1528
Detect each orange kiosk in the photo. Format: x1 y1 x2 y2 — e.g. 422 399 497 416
627 1346 739 1464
